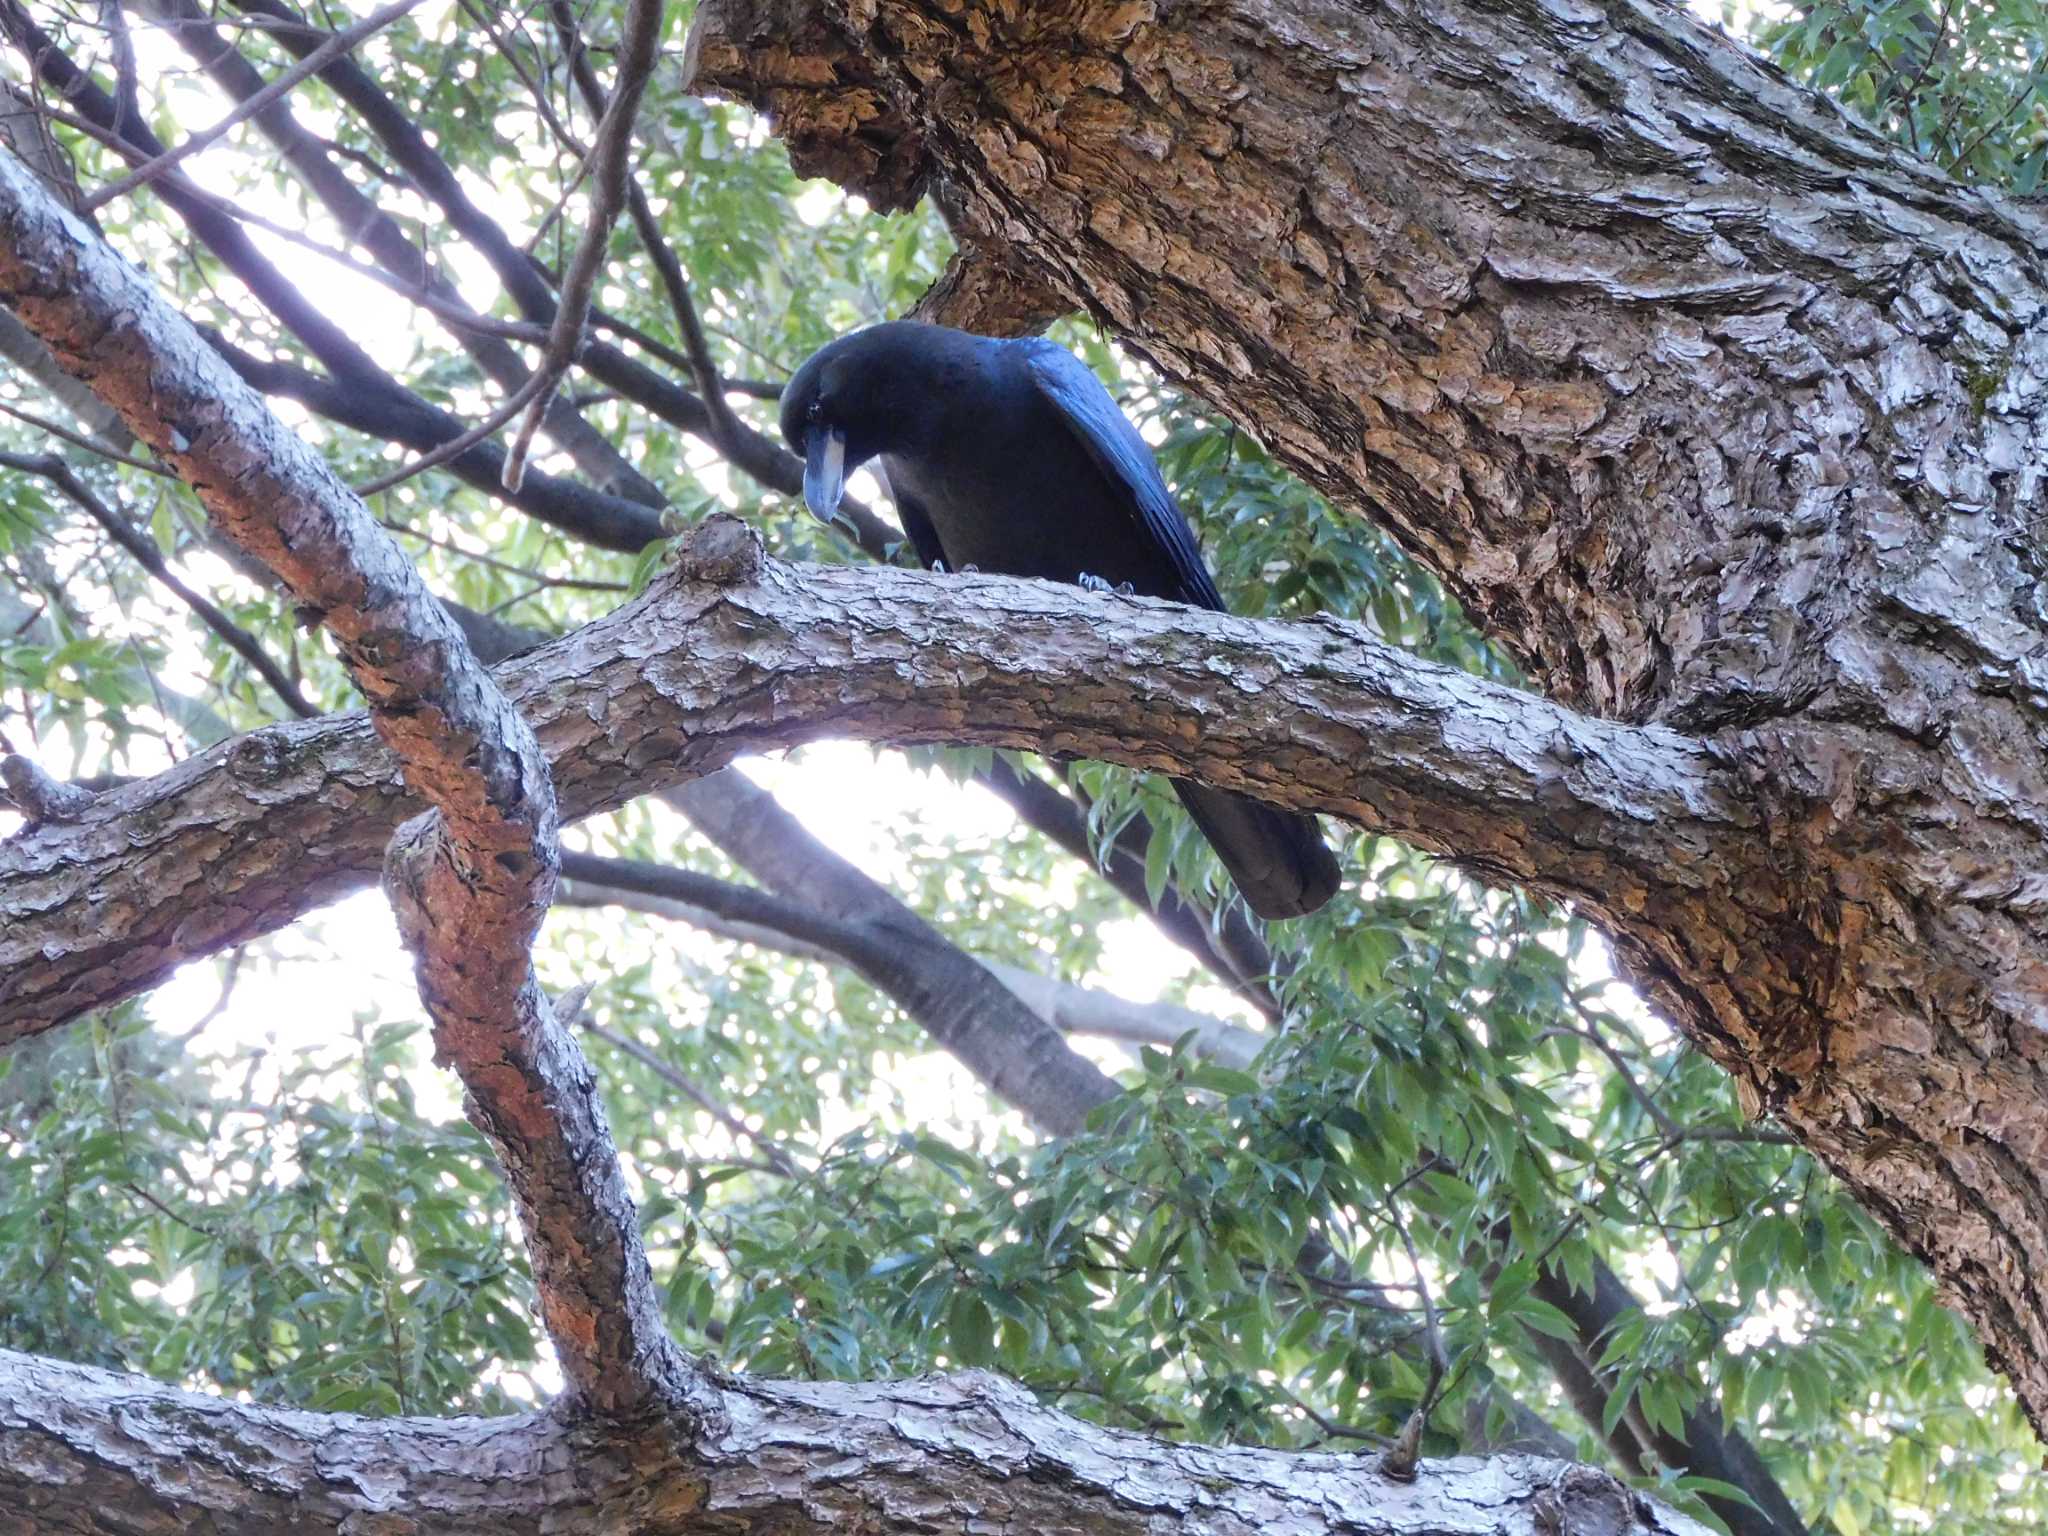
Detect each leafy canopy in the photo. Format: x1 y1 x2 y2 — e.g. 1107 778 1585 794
0 4 2039 1534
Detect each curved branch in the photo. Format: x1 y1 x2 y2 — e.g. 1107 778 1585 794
0 143 693 1421
676 0 2048 1439
0 524 1747 1049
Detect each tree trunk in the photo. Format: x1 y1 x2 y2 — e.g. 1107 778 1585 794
682 0 2048 1430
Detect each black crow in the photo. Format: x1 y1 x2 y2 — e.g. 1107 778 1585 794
780 320 1341 920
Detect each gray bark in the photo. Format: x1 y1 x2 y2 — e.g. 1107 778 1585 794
2 0 2043 1512
0 1347 1702 1536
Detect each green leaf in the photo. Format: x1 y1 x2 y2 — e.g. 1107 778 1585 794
947 1291 996 1367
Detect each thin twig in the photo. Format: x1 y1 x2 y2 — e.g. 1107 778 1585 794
580 1018 802 1177
81 0 427 214
503 0 665 491
0 399 170 476
0 452 318 717
102 0 140 144
1377 1198 1447 1481
354 370 551 496
380 517 628 590
1279 1384 1388 1446
1948 54 2048 172
549 0 744 450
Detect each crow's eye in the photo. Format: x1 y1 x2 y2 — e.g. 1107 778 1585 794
807 398 824 423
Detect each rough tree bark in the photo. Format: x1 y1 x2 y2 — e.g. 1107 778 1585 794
0 1348 1701 1536
681 0 2048 1433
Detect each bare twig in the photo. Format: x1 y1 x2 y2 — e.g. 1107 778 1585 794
381 518 628 591
1377 1198 1447 1482
354 371 552 497
1947 54 2048 172
0 398 172 476
81 0 427 214
503 0 665 491
549 0 744 450
580 1017 801 1178
0 451 317 717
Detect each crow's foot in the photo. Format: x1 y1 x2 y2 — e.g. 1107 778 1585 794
1078 572 1135 596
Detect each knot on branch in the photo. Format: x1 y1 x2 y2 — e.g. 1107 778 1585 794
380 810 448 941
1529 1464 1659 1536
911 242 1071 336
1 754 98 827
674 513 768 585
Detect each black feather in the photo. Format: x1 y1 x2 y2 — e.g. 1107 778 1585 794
782 321 1342 920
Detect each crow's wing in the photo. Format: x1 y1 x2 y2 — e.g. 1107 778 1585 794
1017 339 1227 613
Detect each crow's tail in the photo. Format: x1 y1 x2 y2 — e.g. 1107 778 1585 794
1171 780 1341 921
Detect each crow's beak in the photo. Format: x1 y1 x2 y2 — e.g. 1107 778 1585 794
803 423 847 523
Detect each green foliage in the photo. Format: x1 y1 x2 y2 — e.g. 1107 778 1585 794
1759 0 2048 188
0 1004 534 1413
1 3 2041 1533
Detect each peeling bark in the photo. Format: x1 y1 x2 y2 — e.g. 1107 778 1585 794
682 0 2048 1433
0 1348 1703 1536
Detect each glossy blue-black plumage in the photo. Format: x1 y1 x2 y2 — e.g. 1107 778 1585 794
781 321 1340 919
1013 339 1228 612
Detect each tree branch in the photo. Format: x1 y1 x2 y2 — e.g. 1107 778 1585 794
0 1347 1706 1536
211 335 666 551
0 144 696 1422
150 0 666 508
564 846 1122 1135
0 523 1748 1049
0 13 671 549
502 0 663 490
80 0 425 215
224 0 905 561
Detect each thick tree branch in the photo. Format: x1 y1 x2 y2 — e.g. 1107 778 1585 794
564 861 1260 1073
0 526 1746 1049
0 144 694 1422
0 1348 1703 1536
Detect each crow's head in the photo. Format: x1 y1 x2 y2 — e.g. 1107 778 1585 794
780 321 968 524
